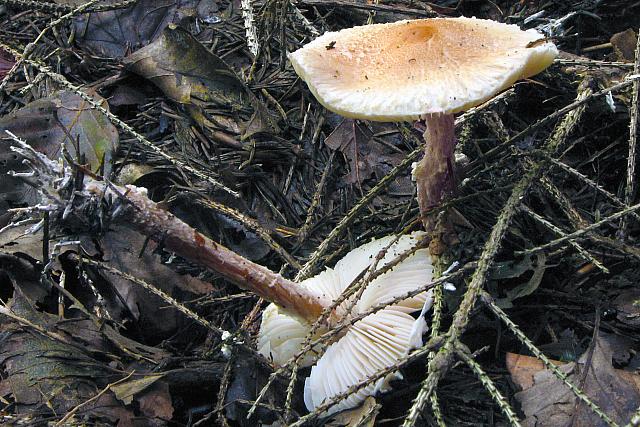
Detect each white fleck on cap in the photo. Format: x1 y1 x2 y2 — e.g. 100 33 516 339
289 17 558 121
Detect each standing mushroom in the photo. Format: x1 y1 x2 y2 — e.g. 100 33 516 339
258 232 436 415
288 17 558 234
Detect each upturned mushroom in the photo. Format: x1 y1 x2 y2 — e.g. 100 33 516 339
258 232 436 415
288 17 558 233
7 121 439 417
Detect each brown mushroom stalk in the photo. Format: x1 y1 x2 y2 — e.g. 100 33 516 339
414 113 456 231
100 181 328 323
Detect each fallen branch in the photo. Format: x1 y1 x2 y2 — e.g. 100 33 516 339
6 132 328 325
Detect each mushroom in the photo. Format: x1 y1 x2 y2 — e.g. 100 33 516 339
288 17 558 233
258 231 435 415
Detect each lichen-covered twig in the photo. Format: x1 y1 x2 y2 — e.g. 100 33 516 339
455 343 522 427
241 0 259 57
515 201 640 257
481 292 616 426
619 31 640 237
471 77 638 171
520 205 608 274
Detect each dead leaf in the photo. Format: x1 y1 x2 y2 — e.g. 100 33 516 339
0 222 44 261
225 351 284 425
0 48 14 79
0 253 48 304
91 226 215 340
325 119 404 186
511 333 640 426
610 29 638 62
124 25 278 139
112 374 165 405
494 253 547 308
0 90 118 174
137 380 174 421
506 352 563 391
327 396 380 426
0 291 136 425
0 90 119 216
114 163 157 185
66 0 205 58
613 288 640 329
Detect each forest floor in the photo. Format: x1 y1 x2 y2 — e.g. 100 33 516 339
1 0 640 425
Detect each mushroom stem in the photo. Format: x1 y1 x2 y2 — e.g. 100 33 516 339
414 113 456 233
87 182 328 324
9 137 328 325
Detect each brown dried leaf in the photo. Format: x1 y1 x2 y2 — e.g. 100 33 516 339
512 334 640 426
613 288 640 328
124 25 278 139
0 90 119 216
0 48 14 79
325 119 405 186
112 374 165 405
506 352 562 391
65 0 206 58
137 380 174 421
610 29 638 63
0 253 48 304
326 396 380 426
0 222 44 261
94 226 214 339
0 292 136 424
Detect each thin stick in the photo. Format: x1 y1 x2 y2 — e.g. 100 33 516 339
619 31 640 237
455 344 521 427
515 200 640 257
520 205 608 274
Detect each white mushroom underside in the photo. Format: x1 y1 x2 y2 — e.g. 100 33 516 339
304 308 427 416
257 232 434 414
289 17 558 121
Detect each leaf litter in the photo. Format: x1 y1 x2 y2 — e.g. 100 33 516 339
0 0 640 425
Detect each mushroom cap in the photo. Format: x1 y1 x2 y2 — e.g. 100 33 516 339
258 232 432 366
257 232 434 413
289 17 558 121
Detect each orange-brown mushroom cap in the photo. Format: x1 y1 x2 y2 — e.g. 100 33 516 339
289 17 558 121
